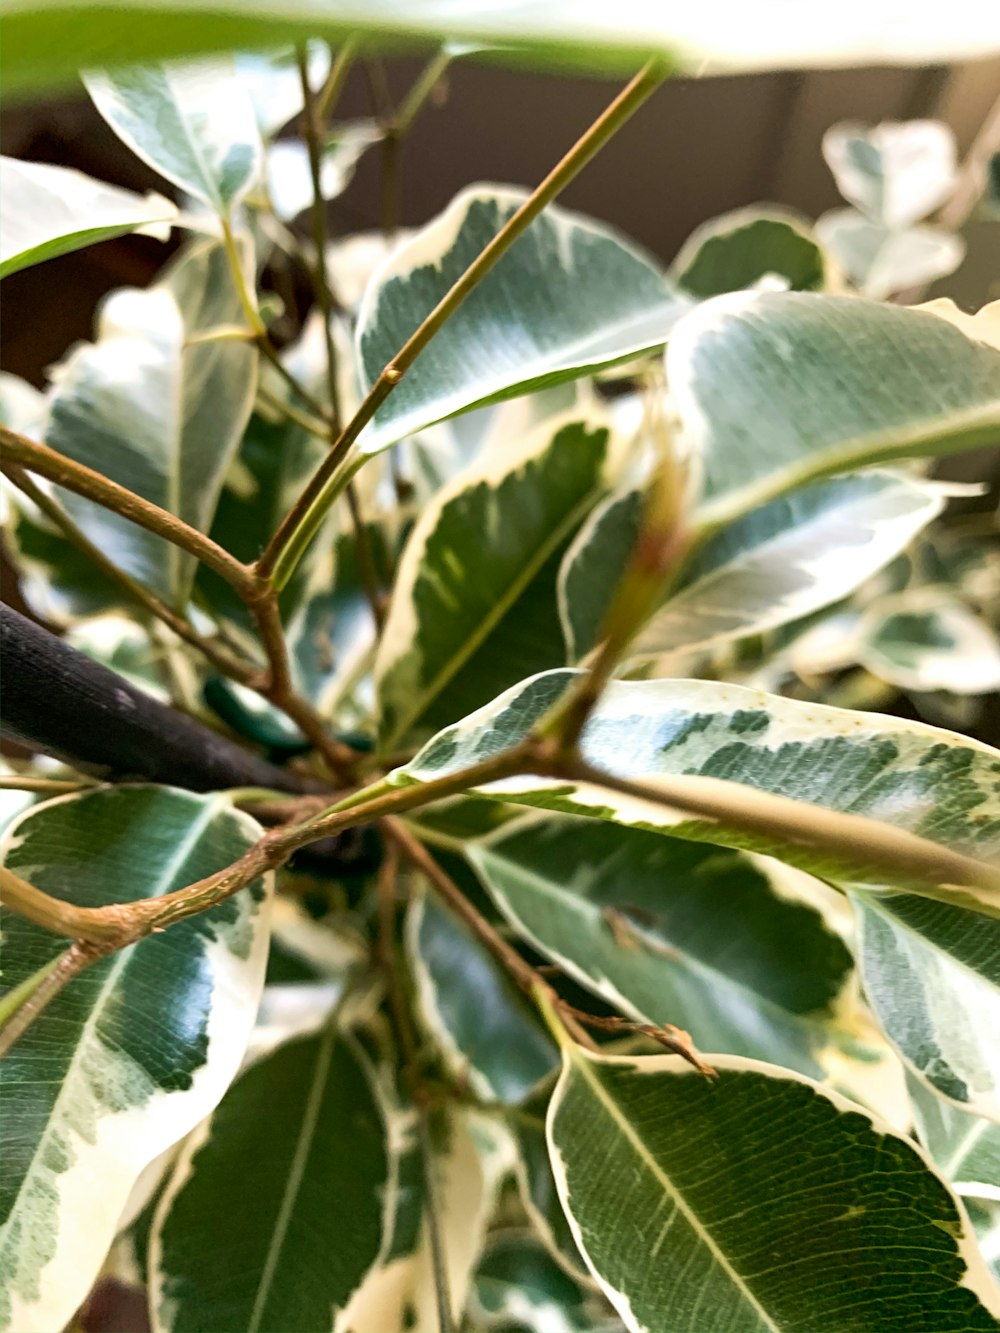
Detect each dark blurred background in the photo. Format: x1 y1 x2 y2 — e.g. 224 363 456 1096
3 54 1000 387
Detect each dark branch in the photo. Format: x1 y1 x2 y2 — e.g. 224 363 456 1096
0 604 312 794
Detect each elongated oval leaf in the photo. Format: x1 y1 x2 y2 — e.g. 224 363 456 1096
673 291 1000 526
44 241 256 605
853 891 1000 1122
84 58 263 213
394 670 1000 893
0 786 272 1333
670 209 827 297
6 2 1000 96
376 416 610 750
471 814 854 1077
547 1049 1000 1331
356 189 689 455
408 887 557 1103
0 156 176 279
151 1026 391 1332
561 470 944 662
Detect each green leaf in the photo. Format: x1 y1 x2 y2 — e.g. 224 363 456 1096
823 120 957 228
44 240 256 606
0 786 272 1333
852 891 1000 1122
908 1074 1000 1197
671 209 827 297
671 292 1000 528
0 156 176 279
408 886 557 1103
471 815 854 1077
547 1048 1000 1332
84 58 263 213
815 210 964 300
395 670 1000 890
469 1233 594 1331
151 1025 390 1333
858 591 1000 695
376 416 610 750
560 470 945 662
356 189 689 455
6 2 1000 96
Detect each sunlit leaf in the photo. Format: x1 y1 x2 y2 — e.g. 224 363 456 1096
823 120 957 228
908 1074 1000 1197
85 57 263 213
0 156 175 279
0 787 272 1333
356 188 689 455
815 210 964 300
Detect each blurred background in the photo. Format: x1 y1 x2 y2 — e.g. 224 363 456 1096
3 53 999 385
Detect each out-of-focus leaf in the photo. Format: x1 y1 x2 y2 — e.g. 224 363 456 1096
908 1074 1000 1198
85 57 263 213
0 156 175 278
815 209 964 299
858 591 1000 695
671 208 827 297
823 120 957 228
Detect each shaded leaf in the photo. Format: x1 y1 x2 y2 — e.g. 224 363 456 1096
671 209 827 297
356 188 689 455
151 1026 390 1332
908 1074 1000 1197
469 1232 595 1332
471 815 854 1077
408 886 557 1103
548 1049 1000 1332
0 786 272 1333
85 57 263 212
0 156 175 279
376 416 610 750
508 1088 591 1283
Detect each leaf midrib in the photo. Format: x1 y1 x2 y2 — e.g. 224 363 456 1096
564 1053 781 1332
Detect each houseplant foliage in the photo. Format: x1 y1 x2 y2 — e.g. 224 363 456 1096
2 14 1000 1333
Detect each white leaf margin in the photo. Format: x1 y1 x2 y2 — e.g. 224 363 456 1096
546 1049 1000 1333
0 793 273 1333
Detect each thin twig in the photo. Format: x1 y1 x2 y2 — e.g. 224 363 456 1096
257 58 669 589
0 776 95 795
1 426 254 595
0 941 111 1059
6 464 263 686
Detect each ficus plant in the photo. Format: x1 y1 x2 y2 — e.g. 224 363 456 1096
2 9 1000 1333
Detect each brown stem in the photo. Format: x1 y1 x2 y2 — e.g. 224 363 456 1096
384 818 598 1052
257 57 668 589
6 464 262 686
1 426 254 596
0 940 111 1059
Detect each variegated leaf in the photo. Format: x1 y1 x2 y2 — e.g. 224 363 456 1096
150 1026 391 1332
0 786 272 1333
394 670 1000 897
547 1049 1000 1331
670 208 827 297
356 189 689 456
